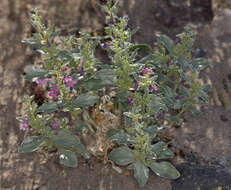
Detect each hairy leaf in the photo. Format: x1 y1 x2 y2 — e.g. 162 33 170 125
59 149 78 167
133 161 149 187
19 136 45 153
72 94 99 108
108 146 135 166
149 161 180 179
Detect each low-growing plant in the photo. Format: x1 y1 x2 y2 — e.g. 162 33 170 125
17 0 210 187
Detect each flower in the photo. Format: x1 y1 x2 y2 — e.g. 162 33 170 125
46 38 51 47
157 110 163 120
103 43 112 48
127 96 134 105
79 67 84 76
174 37 181 45
142 68 152 75
36 78 51 85
63 76 78 88
49 83 58 100
33 44 38 51
134 80 139 91
51 121 59 130
166 61 172 67
151 85 159 93
175 95 184 100
110 14 114 24
61 67 68 72
19 118 29 131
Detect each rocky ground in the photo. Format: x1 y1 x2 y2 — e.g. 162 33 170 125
1 0 231 189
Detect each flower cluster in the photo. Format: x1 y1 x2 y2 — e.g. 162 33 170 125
19 118 29 131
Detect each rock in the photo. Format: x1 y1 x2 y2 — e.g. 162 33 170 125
173 106 231 173
198 8 231 110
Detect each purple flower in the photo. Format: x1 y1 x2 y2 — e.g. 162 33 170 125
61 67 68 72
49 83 58 100
166 61 172 67
19 118 29 131
33 44 38 51
110 15 114 24
79 67 84 76
51 121 59 130
157 110 163 120
151 85 159 93
127 96 134 106
36 78 51 85
175 95 184 100
46 38 51 47
103 43 112 48
174 37 181 45
149 73 155 78
63 76 78 88
142 68 152 75
181 79 186 84
134 80 139 91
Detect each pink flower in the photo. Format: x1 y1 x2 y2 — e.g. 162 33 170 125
51 121 59 130
151 85 159 93
127 96 134 105
157 110 163 120
36 78 51 85
63 76 77 88
19 118 29 131
49 84 58 100
61 67 68 72
142 68 152 75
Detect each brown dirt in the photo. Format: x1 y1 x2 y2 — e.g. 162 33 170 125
1 0 231 189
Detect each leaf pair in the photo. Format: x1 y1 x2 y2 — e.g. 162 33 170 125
108 146 180 187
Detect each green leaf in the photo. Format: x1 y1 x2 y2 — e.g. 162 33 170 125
108 130 135 145
95 62 113 69
158 149 175 160
84 69 117 90
151 142 168 156
50 30 61 40
73 137 89 159
85 78 116 90
72 94 99 108
59 149 78 167
133 161 149 187
190 58 209 71
135 54 153 65
19 136 45 153
144 126 158 138
108 146 135 166
36 102 58 114
53 130 89 159
53 130 79 148
94 69 117 80
150 141 174 159
128 44 151 52
167 115 181 125
157 35 174 55
149 161 180 179
73 121 88 134
24 67 49 82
